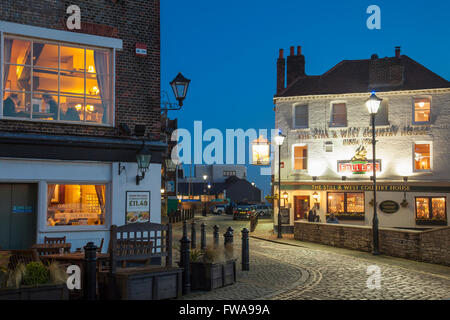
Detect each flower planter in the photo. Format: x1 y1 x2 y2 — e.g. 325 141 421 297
0 283 69 300
190 259 236 291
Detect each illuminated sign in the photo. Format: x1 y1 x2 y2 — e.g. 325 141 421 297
251 136 270 166
337 146 381 174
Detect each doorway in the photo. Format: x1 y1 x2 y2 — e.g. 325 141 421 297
0 184 37 249
294 195 310 221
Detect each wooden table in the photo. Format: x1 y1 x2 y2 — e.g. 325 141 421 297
31 243 72 256
40 252 109 263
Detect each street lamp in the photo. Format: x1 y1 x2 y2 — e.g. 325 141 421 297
274 130 286 238
170 73 191 107
136 146 152 185
365 92 382 255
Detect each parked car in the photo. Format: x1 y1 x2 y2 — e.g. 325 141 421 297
211 205 227 215
255 204 272 218
233 205 256 220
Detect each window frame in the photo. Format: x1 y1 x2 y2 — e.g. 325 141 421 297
292 103 309 129
412 96 432 125
329 101 347 128
43 181 110 232
415 196 447 224
326 191 365 216
0 31 116 127
413 141 433 173
291 143 308 171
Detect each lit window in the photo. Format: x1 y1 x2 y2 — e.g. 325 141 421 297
294 145 307 170
416 197 446 224
2 37 112 124
327 192 364 216
47 184 106 226
414 143 431 171
413 98 431 123
294 104 308 128
330 103 347 127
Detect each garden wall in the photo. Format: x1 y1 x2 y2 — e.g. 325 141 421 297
294 221 450 266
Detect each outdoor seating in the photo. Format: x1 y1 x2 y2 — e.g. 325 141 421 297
44 236 66 244
32 243 71 256
98 222 183 300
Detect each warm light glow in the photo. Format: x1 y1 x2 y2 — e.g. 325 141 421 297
87 105 94 112
75 104 82 111
88 65 95 73
89 86 100 95
312 192 319 201
160 189 165 194
252 136 271 165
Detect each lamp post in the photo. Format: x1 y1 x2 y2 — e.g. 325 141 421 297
365 92 382 255
274 130 286 238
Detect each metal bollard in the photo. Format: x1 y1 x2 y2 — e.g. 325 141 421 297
191 221 197 249
84 242 98 300
180 229 191 294
224 227 234 259
277 211 283 239
201 223 206 250
213 225 219 248
241 228 249 271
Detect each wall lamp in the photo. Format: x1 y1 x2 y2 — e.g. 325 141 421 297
118 163 126 175
341 176 347 181
312 176 318 181
136 146 152 185
403 176 408 182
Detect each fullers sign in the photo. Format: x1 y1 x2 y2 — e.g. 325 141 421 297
338 145 381 174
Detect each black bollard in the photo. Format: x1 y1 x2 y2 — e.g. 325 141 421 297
224 227 234 260
201 223 206 250
191 221 197 249
213 225 219 248
180 231 191 294
277 211 283 239
241 228 250 271
182 220 188 238
84 242 98 300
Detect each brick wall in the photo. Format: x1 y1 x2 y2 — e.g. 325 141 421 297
0 0 160 138
294 221 450 266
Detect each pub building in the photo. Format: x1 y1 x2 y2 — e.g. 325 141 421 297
273 46 450 232
0 1 165 251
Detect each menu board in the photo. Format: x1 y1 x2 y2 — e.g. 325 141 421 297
126 191 150 224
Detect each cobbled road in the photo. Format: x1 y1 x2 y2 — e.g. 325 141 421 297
172 214 450 300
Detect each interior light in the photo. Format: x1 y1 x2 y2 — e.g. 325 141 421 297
88 65 95 73
89 86 100 95
87 105 94 112
75 104 82 111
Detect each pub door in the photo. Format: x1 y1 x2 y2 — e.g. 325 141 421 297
294 196 310 221
0 184 37 249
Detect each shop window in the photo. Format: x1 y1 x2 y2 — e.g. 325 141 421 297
293 104 308 128
293 145 307 170
327 192 365 218
413 98 431 123
415 197 447 225
2 37 112 125
414 143 431 171
330 103 347 127
47 184 106 226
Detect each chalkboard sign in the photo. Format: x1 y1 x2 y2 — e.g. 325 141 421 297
379 200 399 214
280 208 290 224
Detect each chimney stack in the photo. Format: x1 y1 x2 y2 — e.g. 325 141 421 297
286 45 305 87
276 49 286 95
395 46 401 58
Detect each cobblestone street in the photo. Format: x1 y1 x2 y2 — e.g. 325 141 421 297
173 214 450 300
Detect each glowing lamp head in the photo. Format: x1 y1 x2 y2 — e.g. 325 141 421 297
274 130 286 146
282 191 288 199
203 174 208 181
312 192 319 201
365 92 382 115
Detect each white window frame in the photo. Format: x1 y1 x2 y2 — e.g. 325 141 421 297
292 103 308 129
329 100 347 128
291 143 308 171
413 141 432 173
412 96 432 125
0 20 122 126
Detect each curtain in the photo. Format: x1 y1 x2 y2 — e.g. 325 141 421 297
95 185 105 224
94 51 110 124
47 184 56 208
3 38 12 91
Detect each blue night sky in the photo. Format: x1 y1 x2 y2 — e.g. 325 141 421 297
161 0 450 199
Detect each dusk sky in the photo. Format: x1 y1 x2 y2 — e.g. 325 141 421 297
161 0 450 199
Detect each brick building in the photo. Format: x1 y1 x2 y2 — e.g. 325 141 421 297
274 46 450 232
0 0 165 250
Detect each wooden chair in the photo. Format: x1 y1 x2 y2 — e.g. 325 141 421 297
32 243 71 256
97 238 104 253
7 249 40 270
44 236 66 244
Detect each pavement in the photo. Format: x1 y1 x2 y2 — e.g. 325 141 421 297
172 214 450 300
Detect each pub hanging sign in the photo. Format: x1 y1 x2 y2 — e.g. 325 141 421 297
337 146 381 174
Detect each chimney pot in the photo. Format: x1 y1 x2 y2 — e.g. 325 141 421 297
297 46 302 56
290 46 295 56
279 49 284 59
395 46 401 58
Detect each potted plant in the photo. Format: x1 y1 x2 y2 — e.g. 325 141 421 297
189 247 236 291
0 260 69 300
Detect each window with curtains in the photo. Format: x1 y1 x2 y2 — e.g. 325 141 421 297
330 102 347 127
293 145 307 170
47 184 106 226
2 36 112 124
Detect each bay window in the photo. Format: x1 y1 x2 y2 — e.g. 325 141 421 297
2 36 112 125
47 184 106 227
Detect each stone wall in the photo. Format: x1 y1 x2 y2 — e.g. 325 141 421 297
294 221 450 266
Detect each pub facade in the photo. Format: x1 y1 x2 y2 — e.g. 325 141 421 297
0 1 164 251
274 46 450 232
